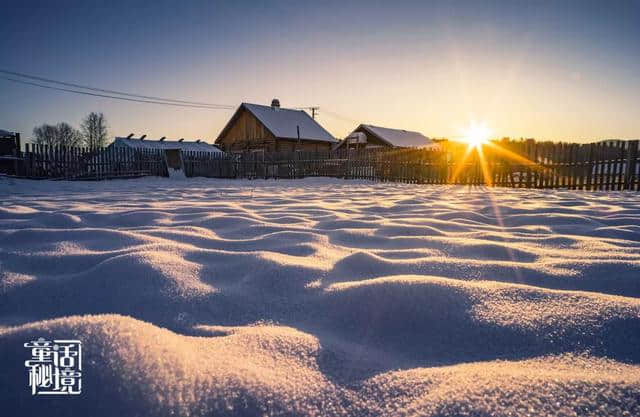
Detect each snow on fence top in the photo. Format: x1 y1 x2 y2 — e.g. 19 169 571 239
111 137 223 153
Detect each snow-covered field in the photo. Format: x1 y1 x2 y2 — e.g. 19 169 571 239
1 176 640 416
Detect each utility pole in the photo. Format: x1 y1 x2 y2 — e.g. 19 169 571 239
295 106 319 119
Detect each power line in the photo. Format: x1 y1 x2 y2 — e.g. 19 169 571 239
294 106 320 119
0 76 236 109
1 69 344 122
321 109 361 125
0 68 235 108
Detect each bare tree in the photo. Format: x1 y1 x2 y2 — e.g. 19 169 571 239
32 123 82 147
32 124 58 146
55 122 83 147
81 112 109 149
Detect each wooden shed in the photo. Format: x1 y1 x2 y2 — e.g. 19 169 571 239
109 136 223 178
215 100 338 152
110 136 222 154
334 124 437 150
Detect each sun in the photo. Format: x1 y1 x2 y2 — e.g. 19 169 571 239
462 122 491 148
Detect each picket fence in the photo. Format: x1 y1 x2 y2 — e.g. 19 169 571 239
19 143 166 179
9 140 640 191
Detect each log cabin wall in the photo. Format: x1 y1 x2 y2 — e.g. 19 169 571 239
274 139 332 152
217 107 333 153
216 108 275 152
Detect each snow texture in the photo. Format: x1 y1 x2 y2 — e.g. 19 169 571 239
360 124 434 148
241 103 337 142
1 176 640 416
167 167 187 179
112 137 222 153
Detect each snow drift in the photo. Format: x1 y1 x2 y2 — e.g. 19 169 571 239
1 177 639 416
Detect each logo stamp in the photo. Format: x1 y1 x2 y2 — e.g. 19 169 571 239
24 337 82 395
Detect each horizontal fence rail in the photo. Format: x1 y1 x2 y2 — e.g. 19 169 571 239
3 140 639 191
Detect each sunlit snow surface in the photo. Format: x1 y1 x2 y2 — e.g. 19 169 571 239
1 177 639 416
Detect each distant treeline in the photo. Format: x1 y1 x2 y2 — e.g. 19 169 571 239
32 112 108 149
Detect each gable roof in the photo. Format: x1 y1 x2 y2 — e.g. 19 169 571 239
359 124 433 148
111 137 222 153
217 103 337 143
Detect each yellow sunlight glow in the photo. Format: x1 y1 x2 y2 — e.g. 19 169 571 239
462 122 491 149
450 121 542 187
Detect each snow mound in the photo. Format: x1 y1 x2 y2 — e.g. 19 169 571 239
1 315 342 416
2 178 640 416
2 315 639 416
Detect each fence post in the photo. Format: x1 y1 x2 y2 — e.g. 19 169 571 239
23 143 29 177
624 140 639 190
584 144 593 190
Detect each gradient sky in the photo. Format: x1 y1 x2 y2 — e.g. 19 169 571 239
1 0 639 143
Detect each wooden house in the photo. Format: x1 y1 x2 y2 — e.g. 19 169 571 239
334 124 437 150
215 99 338 152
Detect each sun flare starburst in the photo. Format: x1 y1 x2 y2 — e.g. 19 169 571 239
462 121 492 149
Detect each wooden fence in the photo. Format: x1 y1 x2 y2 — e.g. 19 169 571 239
17 144 167 179
5 140 640 191
181 140 639 191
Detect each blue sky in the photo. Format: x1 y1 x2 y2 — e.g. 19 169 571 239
1 0 639 142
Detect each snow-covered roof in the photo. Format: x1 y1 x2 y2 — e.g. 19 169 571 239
218 103 337 143
111 137 223 153
0 129 15 137
360 124 433 148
